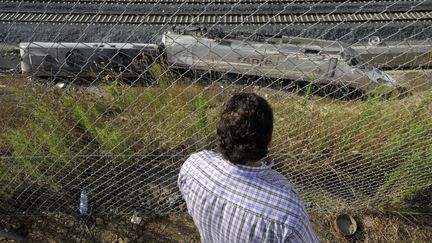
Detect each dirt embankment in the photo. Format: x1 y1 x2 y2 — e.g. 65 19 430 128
0 212 200 243
1 210 431 242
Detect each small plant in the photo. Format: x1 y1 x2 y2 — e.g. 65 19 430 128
104 75 123 100
382 91 432 158
3 93 72 191
339 89 381 151
301 82 314 107
150 63 173 86
102 75 129 112
196 94 208 137
378 91 432 204
69 98 132 164
382 146 432 204
5 129 44 180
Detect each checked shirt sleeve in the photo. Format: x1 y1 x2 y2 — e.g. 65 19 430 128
286 213 320 243
177 163 188 202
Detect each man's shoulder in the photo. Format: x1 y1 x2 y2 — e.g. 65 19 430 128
252 170 307 221
187 149 217 160
181 150 217 173
184 149 215 163
258 169 296 192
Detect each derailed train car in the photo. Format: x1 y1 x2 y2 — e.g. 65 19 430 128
20 42 160 78
353 39 432 70
162 31 402 95
20 31 404 96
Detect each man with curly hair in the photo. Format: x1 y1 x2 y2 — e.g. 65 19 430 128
178 93 318 242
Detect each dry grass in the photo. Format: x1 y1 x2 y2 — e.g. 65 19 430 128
388 69 432 92
311 210 432 243
0 70 431 221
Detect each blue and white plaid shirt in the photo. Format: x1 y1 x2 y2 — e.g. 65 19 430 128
178 150 319 243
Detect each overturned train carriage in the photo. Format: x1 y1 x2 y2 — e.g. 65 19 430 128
162 32 401 95
20 32 403 95
20 42 161 79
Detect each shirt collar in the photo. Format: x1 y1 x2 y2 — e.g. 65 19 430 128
208 150 274 177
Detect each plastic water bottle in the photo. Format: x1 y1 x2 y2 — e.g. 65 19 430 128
79 189 88 219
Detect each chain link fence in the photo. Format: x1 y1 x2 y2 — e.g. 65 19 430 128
0 0 431 223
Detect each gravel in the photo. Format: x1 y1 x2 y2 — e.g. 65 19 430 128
1 21 430 45
0 1 430 44
1 1 430 15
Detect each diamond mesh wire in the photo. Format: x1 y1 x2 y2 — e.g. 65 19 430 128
0 0 431 220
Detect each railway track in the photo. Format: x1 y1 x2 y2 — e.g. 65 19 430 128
0 0 423 5
0 11 430 25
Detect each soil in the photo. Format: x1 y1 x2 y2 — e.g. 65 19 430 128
0 210 431 242
0 212 200 243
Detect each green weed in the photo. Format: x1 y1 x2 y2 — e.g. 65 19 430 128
196 94 208 136
339 88 383 152
1 71 432 210
2 92 72 191
68 97 131 164
378 91 432 204
150 63 173 86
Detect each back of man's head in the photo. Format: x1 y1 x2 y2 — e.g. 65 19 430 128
217 93 273 165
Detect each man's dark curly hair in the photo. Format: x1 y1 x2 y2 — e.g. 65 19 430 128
217 93 273 165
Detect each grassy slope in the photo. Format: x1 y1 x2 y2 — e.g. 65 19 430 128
0 69 431 212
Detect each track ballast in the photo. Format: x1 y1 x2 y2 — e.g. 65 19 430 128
0 0 424 5
0 11 430 25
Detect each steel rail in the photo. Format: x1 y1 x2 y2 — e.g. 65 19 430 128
0 11 430 25
0 0 422 5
